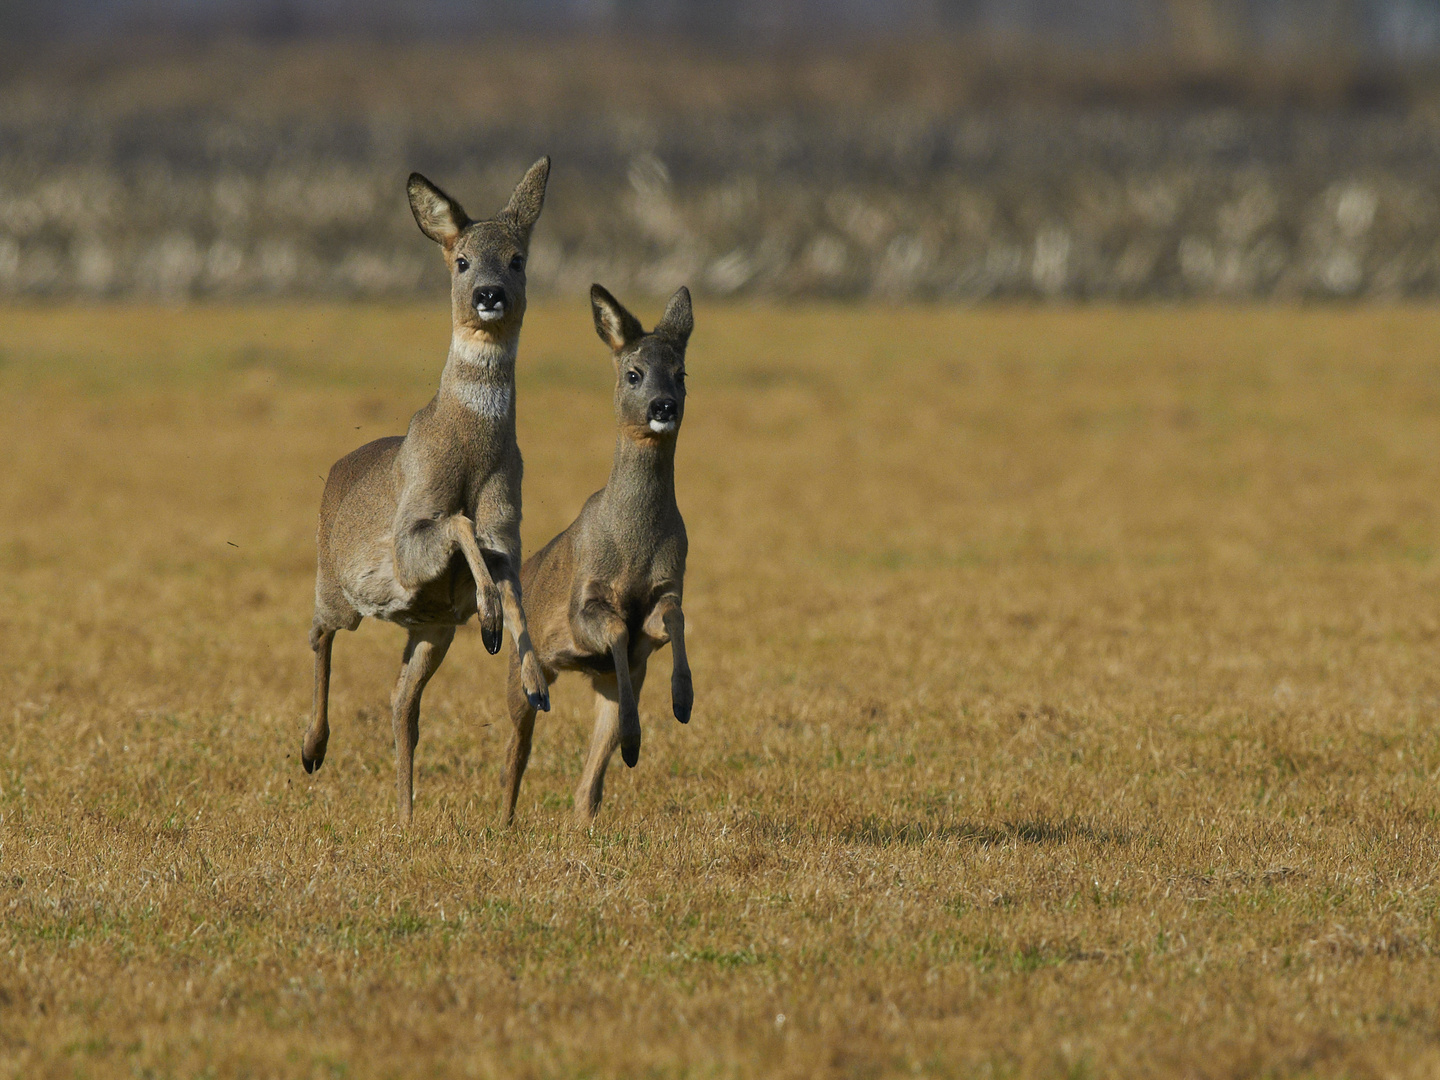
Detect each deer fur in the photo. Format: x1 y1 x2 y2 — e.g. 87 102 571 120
502 284 695 825
303 158 553 823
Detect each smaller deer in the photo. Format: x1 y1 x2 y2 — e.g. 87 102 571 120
502 284 695 824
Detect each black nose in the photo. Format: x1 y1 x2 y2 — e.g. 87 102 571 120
648 398 678 423
474 286 506 311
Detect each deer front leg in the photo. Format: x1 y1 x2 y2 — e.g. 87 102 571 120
393 506 461 592
446 516 504 654
576 596 641 767
489 560 550 713
644 597 692 724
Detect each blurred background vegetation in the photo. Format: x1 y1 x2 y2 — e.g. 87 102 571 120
4 0 1440 300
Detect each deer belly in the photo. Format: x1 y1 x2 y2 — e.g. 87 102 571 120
563 650 617 675
342 550 474 627
556 632 660 675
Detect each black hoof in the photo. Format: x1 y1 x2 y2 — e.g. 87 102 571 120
302 730 327 772
673 675 693 724
621 740 640 768
481 622 502 655
528 688 551 712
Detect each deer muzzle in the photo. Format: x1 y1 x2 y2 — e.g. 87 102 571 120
647 397 678 433
473 285 507 322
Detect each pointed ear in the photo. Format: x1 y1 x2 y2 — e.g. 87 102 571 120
655 286 693 345
407 173 469 248
591 283 645 353
503 156 551 237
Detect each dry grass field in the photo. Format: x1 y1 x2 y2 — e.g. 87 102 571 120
3 301 1440 1078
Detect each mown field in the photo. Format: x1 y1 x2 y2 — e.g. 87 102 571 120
2 302 1440 1078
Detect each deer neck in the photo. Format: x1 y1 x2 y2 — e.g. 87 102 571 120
438 331 517 420
602 432 677 523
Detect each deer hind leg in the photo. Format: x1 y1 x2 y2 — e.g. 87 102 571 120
303 576 359 774
501 649 554 825
390 625 455 825
575 661 647 825
302 628 335 772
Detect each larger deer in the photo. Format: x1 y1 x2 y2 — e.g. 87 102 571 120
302 159 552 823
502 284 695 825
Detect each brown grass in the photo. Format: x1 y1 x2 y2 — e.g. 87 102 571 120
2 302 1440 1078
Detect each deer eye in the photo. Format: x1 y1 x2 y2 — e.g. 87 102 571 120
626 369 641 386
676 371 686 388
509 254 525 272
455 256 469 273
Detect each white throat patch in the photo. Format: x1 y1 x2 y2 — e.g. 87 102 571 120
453 381 512 419
445 335 515 419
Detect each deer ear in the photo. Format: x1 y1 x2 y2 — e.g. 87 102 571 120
591 284 645 353
655 286 693 345
504 156 550 237
407 173 468 247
